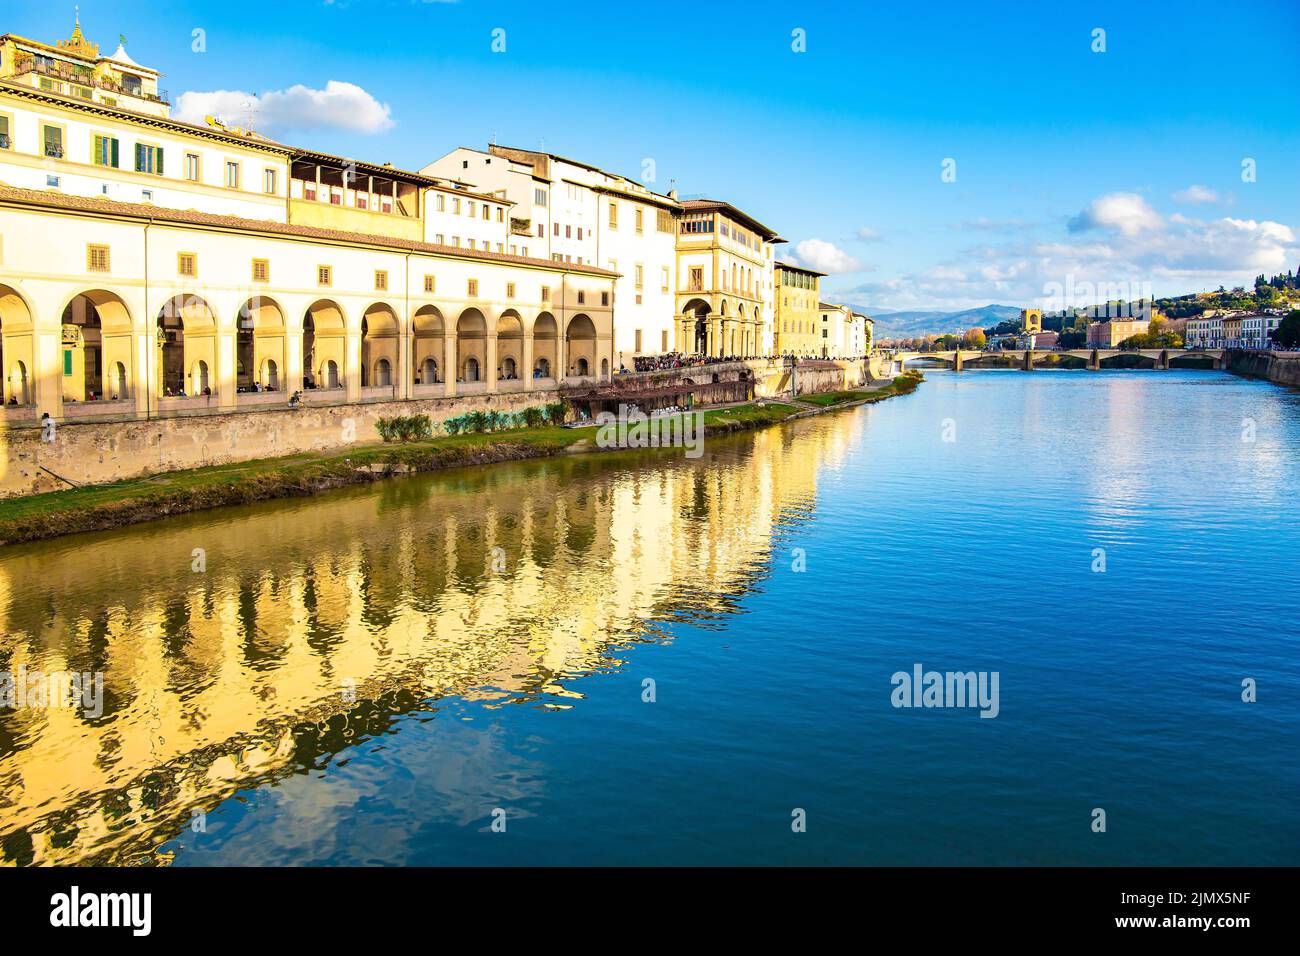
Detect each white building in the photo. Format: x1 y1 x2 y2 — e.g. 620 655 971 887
424 145 682 364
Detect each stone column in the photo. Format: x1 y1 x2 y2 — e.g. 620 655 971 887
523 329 534 392
443 328 457 398
486 332 499 392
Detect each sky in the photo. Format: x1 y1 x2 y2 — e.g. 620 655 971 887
11 0 1300 313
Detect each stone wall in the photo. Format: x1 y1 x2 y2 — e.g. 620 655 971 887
0 389 560 498
1228 349 1300 388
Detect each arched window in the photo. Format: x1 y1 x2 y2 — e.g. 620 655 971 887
420 357 439 384
576 357 589 376
535 357 550 378
502 357 517 379
325 360 340 389
374 358 392 387
262 358 279 390
465 357 480 381
193 360 210 394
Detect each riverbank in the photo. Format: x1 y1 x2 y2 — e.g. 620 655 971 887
1227 349 1300 388
0 372 923 546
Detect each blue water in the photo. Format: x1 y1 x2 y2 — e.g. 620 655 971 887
1 368 1296 865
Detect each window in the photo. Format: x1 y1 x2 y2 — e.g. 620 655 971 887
452 198 461 214
86 244 110 273
178 252 196 277
0 115 10 150
577 227 583 241
437 194 446 212
635 329 642 351
451 236 460 248
534 187 548 207
662 330 669 351
661 267 670 293
565 225 572 238
424 275 435 293
635 208 644 233
46 175 60 188
635 264 644 290
601 291 609 306
184 153 200 181
135 143 163 174
225 161 239 188
482 205 490 221
657 209 673 233
263 168 277 194
252 259 269 283
609 202 618 229
435 234 444 245
141 189 153 202
577 291 586 305
541 285 551 302
375 270 388 291
496 208 504 223
537 224 544 237
92 134 119 168
318 265 332 287
42 125 64 158
506 282 516 298
467 279 478 297
689 267 704 291
468 201 476 218
554 223 560 237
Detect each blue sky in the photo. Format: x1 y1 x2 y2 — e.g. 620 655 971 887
16 1 1300 312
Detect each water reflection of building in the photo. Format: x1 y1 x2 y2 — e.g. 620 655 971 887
0 412 856 865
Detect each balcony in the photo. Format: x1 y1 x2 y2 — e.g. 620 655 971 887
12 55 169 105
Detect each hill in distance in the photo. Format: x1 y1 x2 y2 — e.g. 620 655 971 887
848 304 1022 339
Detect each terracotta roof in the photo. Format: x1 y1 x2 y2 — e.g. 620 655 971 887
679 199 781 241
775 260 826 277
0 183 619 277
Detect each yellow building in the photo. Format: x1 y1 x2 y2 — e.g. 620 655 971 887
674 199 783 357
1021 308 1042 333
774 262 824 356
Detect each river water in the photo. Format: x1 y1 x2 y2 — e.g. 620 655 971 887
1 368 1297 866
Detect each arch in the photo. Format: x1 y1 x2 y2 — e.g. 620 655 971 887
362 302 400 388
0 283 37 407
565 313 597 380
600 357 609 379
239 296 286 392
157 293 217 397
681 298 712 355
260 357 280 390
374 357 393 386
413 304 445 385
532 312 558 380
497 310 524 382
303 299 346 390
60 290 134 402
456 308 487 384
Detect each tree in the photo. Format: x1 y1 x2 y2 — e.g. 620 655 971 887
1270 310 1300 349
963 327 987 349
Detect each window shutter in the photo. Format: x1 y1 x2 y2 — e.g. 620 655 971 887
135 143 144 171
157 147 164 176
111 138 119 168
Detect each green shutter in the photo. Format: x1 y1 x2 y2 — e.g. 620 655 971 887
157 147 164 176
63 350 73 376
110 138 119 168
135 143 144 171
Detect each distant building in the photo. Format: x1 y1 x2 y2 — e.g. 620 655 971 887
773 261 824 356
1086 318 1147 348
1020 308 1042 333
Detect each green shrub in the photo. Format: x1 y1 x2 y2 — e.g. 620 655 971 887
545 401 567 425
376 414 433 443
522 405 545 428
466 410 489 433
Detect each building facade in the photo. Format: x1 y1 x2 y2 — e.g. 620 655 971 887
424 145 681 366
0 22 617 423
675 200 782 358
772 263 823 356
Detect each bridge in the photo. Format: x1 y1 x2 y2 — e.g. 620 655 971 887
889 348 1226 371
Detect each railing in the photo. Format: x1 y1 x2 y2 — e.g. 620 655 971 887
12 55 170 104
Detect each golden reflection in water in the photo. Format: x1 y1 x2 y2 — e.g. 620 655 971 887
0 412 861 865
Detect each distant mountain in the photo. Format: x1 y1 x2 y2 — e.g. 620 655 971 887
847 304 1023 339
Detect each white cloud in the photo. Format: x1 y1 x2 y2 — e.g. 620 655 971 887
844 211 1299 313
855 227 883 242
791 238 864 274
1172 184 1219 204
1068 192 1163 236
175 81 395 135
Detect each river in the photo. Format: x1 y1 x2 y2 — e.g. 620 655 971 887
1 368 1297 865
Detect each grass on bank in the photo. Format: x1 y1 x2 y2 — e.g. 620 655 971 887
798 371 925 407
0 373 923 545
